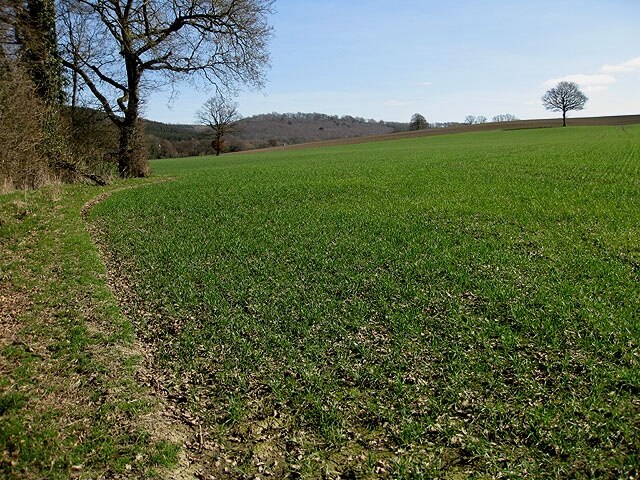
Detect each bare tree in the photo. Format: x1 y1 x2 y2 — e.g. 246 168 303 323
464 115 476 125
476 115 487 124
409 113 428 130
57 0 274 177
197 94 241 156
541 81 588 127
492 114 518 122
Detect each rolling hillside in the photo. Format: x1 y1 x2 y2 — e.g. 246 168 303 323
146 113 640 158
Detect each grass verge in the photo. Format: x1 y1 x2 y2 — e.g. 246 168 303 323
0 182 182 479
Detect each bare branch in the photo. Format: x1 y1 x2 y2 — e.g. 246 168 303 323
60 57 121 125
196 93 241 156
56 0 274 177
542 81 588 126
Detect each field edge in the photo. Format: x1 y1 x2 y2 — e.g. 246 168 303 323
0 179 193 479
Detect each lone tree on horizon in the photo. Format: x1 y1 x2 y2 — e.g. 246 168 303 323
542 81 588 127
57 0 274 178
409 113 428 130
197 95 241 156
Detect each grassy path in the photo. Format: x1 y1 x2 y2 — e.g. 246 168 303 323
88 125 640 478
0 182 183 479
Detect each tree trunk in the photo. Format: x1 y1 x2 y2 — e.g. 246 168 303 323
118 50 148 178
562 110 566 127
214 133 222 156
118 118 149 178
19 0 63 106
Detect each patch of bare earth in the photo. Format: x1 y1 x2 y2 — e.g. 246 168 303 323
0 289 31 348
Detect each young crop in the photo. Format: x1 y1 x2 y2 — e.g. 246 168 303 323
89 125 640 478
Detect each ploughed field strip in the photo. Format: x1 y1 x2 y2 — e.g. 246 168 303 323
88 126 640 478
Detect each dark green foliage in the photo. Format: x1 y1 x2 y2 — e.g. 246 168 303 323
16 0 63 106
0 1 81 190
409 113 428 130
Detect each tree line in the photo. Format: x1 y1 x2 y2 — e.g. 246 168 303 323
147 112 413 158
408 112 520 130
1 0 589 191
197 81 590 154
1 0 274 191
408 82 588 134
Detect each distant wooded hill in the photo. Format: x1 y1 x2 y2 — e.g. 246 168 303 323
145 112 640 159
145 112 424 158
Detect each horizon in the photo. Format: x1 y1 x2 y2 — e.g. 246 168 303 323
144 1 640 125
142 111 640 128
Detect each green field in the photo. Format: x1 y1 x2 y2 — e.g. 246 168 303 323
88 126 640 478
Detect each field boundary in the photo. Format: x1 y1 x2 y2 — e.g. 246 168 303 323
0 177 196 479
82 177 212 479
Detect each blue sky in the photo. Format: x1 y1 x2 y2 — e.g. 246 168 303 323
145 0 640 124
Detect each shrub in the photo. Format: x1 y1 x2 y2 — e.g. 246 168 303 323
0 62 50 192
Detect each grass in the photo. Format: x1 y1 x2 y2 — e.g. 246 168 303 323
0 183 180 479
1 124 632 479
87 125 640 478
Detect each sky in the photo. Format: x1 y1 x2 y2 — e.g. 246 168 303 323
144 0 640 125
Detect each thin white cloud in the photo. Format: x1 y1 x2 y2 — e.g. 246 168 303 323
543 74 616 92
601 56 640 74
417 81 433 87
543 56 639 97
